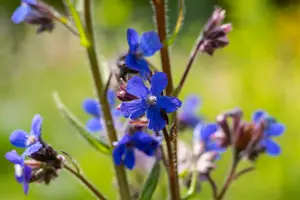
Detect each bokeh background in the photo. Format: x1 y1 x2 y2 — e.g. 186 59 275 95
1 0 300 199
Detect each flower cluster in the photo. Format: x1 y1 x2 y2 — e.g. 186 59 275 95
5 114 64 194
7 1 287 200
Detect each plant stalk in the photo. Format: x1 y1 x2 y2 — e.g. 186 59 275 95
152 0 173 96
173 34 204 97
162 128 180 200
83 1 131 199
64 164 107 200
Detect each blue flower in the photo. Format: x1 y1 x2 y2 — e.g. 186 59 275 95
120 72 182 131
178 95 202 128
194 123 224 154
125 28 162 77
11 0 54 33
83 90 121 132
5 150 32 194
11 0 38 24
10 114 43 157
113 131 160 169
252 110 285 156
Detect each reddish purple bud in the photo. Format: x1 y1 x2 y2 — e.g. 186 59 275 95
200 7 232 55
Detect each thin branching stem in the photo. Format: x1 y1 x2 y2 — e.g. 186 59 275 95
173 35 204 97
64 164 107 200
206 173 218 200
83 1 131 199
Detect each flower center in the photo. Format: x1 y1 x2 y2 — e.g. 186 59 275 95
26 135 37 146
146 95 157 106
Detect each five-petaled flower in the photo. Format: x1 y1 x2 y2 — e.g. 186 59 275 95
125 28 162 77
252 110 285 156
5 150 32 194
113 131 160 169
10 114 43 157
83 90 121 132
11 0 55 33
178 95 202 129
120 72 182 131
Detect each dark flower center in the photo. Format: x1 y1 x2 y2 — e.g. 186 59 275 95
146 95 157 106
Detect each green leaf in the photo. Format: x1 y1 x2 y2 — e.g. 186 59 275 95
52 91 111 155
165 0 185 46
139 161 161 200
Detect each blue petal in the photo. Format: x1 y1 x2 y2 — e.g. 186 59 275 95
22 142 42 157
11 5 31 24
265 123 285 137
5 150 23 164
125 53 150 77
127 76 149 98
132 132 159 156
10 130 28 148
30 114 42 138
107 89 116 107
120 99 148 119
200 124 218 142
124 149 135 170
23 0 37 4
146 107 166 131
83 98 101 117
252 110 268 122
157 96 182 113
23 165 32 195
139 31 162 56
182 95 201 114
127 28 139 52
86 117 103 132
262 139 281 156
113 135 129 166
150 72 168 96
15 171 23 183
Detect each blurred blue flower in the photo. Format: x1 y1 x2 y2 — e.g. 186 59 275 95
5 150 32 195
83 90 121 132
113 131 160 169
120 72 182 131
10 114 43 157
125 28 162 77
178 95 202 129
11 0 54 33
194 123 225 154
11 0 38 24
252 110 285 156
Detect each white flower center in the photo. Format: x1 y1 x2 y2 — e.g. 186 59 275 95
146 95 157 105
14 164 23 178
26 135 36 146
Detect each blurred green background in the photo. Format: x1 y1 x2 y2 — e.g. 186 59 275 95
1 0 300 199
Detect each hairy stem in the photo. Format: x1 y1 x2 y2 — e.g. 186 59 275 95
162 128 180 200
173 34 204 97
152 0 173 96
83 1 131 199
64 164 107 200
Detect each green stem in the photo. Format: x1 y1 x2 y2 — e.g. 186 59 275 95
64 164 107 200
152 0 173 96
181 171 198 200
65 0 90 47
82 1 131 199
